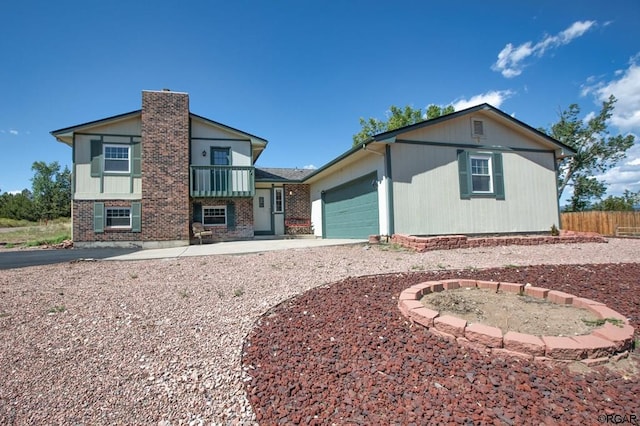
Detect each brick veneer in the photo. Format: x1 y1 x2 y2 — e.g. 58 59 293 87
73 200 142 244
283 184 312 235
398 280 634 364
141 90 191 243
391 230 606 252
190 197 254 241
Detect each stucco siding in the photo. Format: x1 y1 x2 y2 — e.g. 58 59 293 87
310 154 386 237
391 143 559 235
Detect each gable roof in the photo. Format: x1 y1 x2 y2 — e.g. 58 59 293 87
303 103 575 183
370 103 575 156
51 110 269 161
255 167 316 182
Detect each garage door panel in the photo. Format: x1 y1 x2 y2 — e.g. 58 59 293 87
324 172 379 239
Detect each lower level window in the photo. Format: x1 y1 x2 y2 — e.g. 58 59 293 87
203 206 227 226
106 207 131 228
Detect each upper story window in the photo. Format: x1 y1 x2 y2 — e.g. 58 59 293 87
470 155 492 193
104 144 130 173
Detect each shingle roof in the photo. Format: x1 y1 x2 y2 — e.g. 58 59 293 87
255 167 316 182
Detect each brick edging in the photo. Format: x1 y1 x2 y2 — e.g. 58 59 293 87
398 280 634 365
390 231 606 252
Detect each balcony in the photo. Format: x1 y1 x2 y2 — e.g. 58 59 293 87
190 165 255 197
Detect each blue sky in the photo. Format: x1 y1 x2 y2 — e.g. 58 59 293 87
2 1 639 204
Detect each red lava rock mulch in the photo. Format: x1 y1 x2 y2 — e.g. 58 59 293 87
243 263 640 425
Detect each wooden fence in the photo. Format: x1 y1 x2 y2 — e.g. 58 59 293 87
561 211 640 236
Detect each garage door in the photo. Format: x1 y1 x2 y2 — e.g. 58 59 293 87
324 172 379 238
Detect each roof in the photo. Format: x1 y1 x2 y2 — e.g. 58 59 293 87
51 109 268 162
255 167 316 182
370 103 576 155
303 103 575 183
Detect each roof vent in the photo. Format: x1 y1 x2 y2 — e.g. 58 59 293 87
471 119 485 138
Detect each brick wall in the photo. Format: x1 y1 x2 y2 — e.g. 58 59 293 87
73 200 142 244
284 184 311 234
190 197 254 241
141 90 191 242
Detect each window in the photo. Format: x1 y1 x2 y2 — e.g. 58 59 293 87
104 144 130 173
457 150 504 200
274 188 284 213
470 155 492 193
106 207 131 228
203 206 227 226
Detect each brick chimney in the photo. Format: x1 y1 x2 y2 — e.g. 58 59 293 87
141 90 190 245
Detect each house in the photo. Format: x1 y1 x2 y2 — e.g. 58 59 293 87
306 104 575 238
52 90 574 248
51 90 313 248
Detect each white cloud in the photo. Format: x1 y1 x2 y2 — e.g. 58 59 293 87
302 164 317 170
9 129 18 135
578 54 640 197
451 90 515 110
492 20 597 78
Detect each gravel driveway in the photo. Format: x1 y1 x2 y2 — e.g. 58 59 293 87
0 239 638 425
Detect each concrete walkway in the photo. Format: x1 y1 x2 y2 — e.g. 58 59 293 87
106 238 367 261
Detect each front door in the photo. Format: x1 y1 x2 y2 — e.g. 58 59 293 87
253 188 272 234
211 147 230 192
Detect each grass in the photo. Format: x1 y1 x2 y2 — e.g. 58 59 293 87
0 218 71 248
582 317 625 327
47 305 66 314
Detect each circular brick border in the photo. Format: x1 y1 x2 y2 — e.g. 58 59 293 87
398 279 635 365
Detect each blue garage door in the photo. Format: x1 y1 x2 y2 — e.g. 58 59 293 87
324 172 379 239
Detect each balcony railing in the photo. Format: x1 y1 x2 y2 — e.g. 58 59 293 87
190 165 255 197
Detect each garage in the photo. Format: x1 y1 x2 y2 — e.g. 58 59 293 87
323 172 379 238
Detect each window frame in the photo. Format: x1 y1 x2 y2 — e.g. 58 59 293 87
103 144 131 174
203 205 227 226
105 207 132 229
469 154 493 194
274 188 284 213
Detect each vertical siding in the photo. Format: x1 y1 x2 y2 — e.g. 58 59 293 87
391 143 559 235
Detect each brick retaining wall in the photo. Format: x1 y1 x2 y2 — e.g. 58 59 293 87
390 230 606 252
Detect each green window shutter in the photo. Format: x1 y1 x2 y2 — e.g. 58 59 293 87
94 202 104 233
193 202 202 222
227 202 236 230
90 140 102 177
457 150 471 199
131 202 141 232
132 142 141 177
493 152 505 200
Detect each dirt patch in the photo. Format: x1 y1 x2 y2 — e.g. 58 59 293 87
420 287 602 335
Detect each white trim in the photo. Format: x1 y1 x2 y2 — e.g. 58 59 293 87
103 144 131 173
274 187 284 213
470 154 493 193
105 207 132 229
203 205 227 226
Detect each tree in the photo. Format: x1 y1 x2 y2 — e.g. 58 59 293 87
591 190 640 211
352 104 455 146
0 189 37 221
544 95 635 211
30 161 71 221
